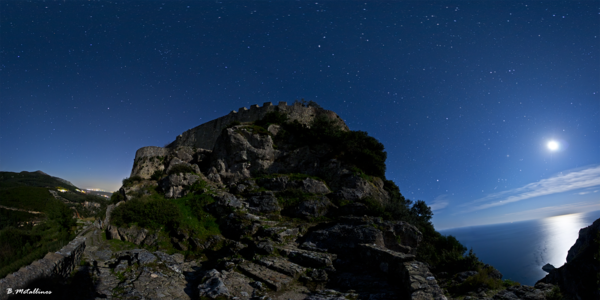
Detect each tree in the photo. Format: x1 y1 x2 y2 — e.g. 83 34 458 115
47 200 76 233
411 200 433 225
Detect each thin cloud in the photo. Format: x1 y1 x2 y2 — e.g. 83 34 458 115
461 165 600 213
429 195 449 211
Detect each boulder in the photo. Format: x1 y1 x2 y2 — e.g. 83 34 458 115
304 216 422 256
334 175 389 204
542 263 555 273
160 173 201 198
300 178 331 194
211 126 279 184
198 269 230 299
247 191 281 213
494 282 557 300
257 176 290 191
304 222 384 254
103 204 116 230
207 192 245 215
106 224 121 240
117 226 149 245
291 196 336 218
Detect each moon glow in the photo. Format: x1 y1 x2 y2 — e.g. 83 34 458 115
547 140 559 151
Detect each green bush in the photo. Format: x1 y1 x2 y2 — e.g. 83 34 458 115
502 279 520 288
171 192 220 240
151 169 165 181
111 191 125 204
47 199 77 233
545 285 563 300
454 265 503 292
110 196 180 230
122 175 143 188
273 116 387 178
167 164 195 176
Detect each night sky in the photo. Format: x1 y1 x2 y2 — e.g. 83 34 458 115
1 1 598 229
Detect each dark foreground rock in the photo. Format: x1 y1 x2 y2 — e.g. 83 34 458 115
537 217 600 300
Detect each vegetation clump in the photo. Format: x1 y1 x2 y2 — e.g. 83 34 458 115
110 180 221 246
122 175 143 188
0 199 76 278
111 190 125 204
167 164 195 176
150 169 165 181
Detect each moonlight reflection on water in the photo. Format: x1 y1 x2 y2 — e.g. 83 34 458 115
441 210 600 285
539 213 586 268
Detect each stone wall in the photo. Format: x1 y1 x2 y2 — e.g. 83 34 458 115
133 146 170 159
129 147 169 178
167 101 349 151
0 236 86 300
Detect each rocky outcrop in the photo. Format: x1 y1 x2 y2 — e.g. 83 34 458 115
92 102 497 299
304 216 422 255
493 282 557 300
537 217 600 300
129 145 211 181
0 237 86 300
84 248 196 299
160 172 202 198
210 125 280 184
168 101 349 150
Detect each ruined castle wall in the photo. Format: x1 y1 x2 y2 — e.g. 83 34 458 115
133 146 169 159
167 101 348 151
0 237 86 300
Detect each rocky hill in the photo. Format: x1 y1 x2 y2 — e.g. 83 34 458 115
10 102 567 300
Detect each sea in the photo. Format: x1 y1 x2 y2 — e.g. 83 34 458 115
439 210 600 286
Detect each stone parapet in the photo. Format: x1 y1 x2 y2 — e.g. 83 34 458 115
0 237 86 300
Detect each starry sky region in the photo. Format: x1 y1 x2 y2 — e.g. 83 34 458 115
1 1 598 229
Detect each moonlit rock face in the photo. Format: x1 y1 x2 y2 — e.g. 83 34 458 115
547 141 559 151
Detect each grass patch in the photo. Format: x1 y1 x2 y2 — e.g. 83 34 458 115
448 265 504 295
109 180 221 252
276 189 311 209
110 195 180 230
108 238 138 252
171 193 221 240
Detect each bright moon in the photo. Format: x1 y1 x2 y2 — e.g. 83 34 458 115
547 140 559 151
